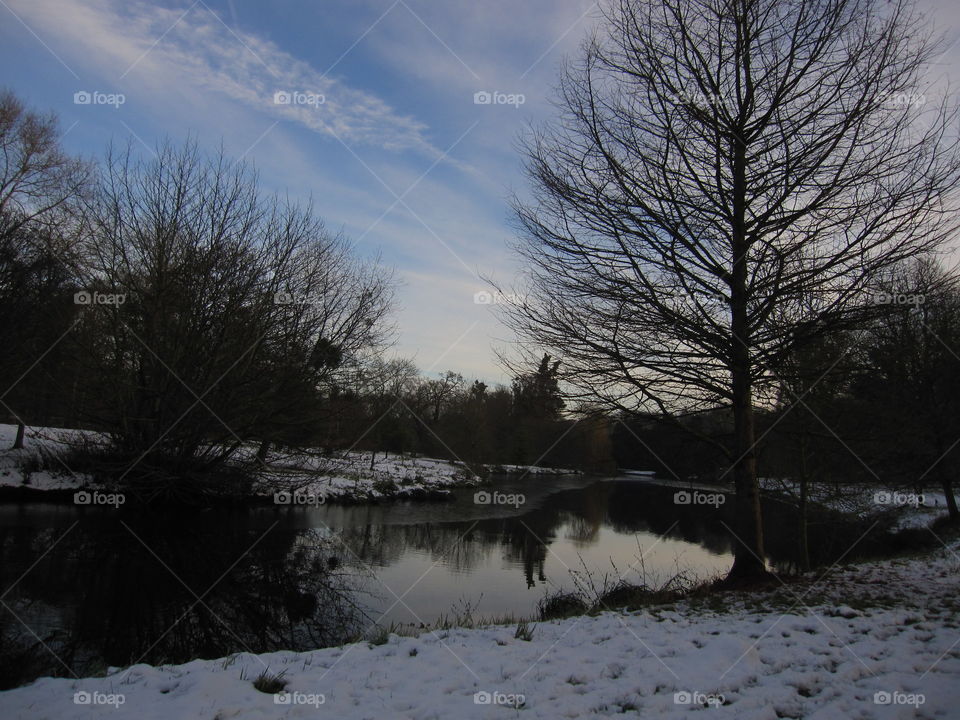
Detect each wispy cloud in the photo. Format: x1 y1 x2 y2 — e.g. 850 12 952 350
7 0 441 155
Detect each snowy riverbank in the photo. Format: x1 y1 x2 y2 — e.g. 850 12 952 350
2 536 957 718
758 476 953 531
0 424 582 504
616 471 954 533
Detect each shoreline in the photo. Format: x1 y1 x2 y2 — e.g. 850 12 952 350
2 537 956 718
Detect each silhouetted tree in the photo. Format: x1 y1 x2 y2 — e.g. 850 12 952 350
502 0 960 580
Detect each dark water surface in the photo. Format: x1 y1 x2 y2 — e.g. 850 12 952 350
0 476 751 686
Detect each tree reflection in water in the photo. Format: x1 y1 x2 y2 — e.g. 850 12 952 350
2 479 862 689
334 481 736 590
0 513 371 689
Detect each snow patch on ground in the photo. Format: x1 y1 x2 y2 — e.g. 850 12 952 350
253 448 480 501
483 463 584 476
0 424 94 489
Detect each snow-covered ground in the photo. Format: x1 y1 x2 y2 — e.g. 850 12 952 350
759 476 953 531
0 424 96 490
253 448 480 502
2 539 957 718
0 424 580 503
483 463 583 476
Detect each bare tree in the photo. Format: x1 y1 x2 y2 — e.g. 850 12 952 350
502 0 960 580
0 90 90 448
74 140 394 490
423 371 465 423
855 259 960 522
0 89 90 242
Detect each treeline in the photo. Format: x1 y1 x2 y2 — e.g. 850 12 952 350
0 90 384 489
333 354 614 471
0 90 612 493
614 259 960 505
613 258 960 566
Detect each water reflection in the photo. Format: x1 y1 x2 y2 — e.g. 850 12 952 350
0 478 743 688
0 514 370 689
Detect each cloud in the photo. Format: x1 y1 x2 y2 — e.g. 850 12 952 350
7 0 442 156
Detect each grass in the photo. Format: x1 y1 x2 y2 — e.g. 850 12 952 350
538 592 588 620
538 547 719 620
365 623 398 646
514 621 535 641
249 668 288 694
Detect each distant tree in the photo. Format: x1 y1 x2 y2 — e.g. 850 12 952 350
509 354 565 464
423 371 464 424
769 331 860 570
512 354 564 421
853 260 960 521
0 90 89 447
356 357 419 464
0 89 90 244
503 0 960 580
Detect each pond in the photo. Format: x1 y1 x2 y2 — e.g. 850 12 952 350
0 475 798 687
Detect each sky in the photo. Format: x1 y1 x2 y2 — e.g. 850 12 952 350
1 0 959 386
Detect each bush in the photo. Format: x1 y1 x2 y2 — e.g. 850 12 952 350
538 592 588 620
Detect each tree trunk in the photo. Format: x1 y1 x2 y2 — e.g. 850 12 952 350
941 477 959 521
796 433 811 571
256 439 271 466
727 365 767 580
12 421 25 450
798 478 810 572
725 108 768 583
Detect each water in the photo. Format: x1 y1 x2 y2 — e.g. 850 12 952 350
0 475 748 686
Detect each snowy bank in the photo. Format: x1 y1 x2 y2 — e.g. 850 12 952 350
2 539 958 718
0 424 581 504
483 463 584 476
759 476 954 531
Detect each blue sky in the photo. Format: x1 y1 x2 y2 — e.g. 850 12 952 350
2 0 958 385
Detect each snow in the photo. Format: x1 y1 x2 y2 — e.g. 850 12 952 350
0 424 582 502
0 424 94 490
253 449 480 502
759 477 952 531
483 463 584 476
3 541 958 718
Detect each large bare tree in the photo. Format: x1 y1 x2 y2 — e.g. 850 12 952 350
503 0 960 580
